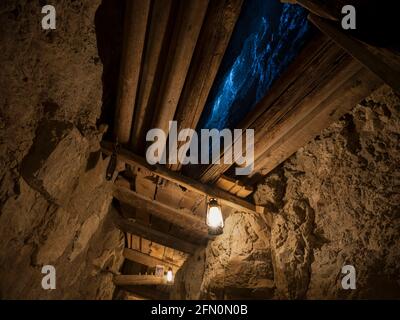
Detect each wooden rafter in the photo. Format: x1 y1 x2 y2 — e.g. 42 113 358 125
113 208 199 254
114 275 172 286
114 181 209 238
280 0 339 21
215 175 253 198
169 0 244 171
189 34 382 184
151 0 209 140
102 141 263 219
309 14 400 93
122 286 170 300
130 0 174 153
123 248 181 273
248 66 381 180
114 0 151 144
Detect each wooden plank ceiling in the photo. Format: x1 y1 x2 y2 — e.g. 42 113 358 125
106 0 398 299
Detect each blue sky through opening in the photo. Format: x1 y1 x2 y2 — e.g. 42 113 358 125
198 0 312 131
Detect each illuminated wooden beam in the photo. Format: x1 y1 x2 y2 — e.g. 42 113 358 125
114 275 171 286
151 0 209 138
130 0 174 153
190 34 382 184
113 209 199 254
249 65 381 180
123 248 180 273
123 286 170 300
170 0 244 171
102 141 261 218
114 0 151 144
309 14 400 93
280 0 339 20
114 182 208 237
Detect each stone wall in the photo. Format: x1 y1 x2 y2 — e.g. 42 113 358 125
0 0 124 299
173 85 400 299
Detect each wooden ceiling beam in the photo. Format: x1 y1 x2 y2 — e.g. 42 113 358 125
169 0 244 171
246 51 379 177
123 248 180 273
113 208 199 254
248 66 381 181
193 35 338 183
191 33 383 184
151 0 209 141
114 0 151 144
280 0 339 21
130 0 174 154
215 175 253 198
114 181 209 238
102 141 262 218
123 286 170 300
309 14 400 93
114 275 172 286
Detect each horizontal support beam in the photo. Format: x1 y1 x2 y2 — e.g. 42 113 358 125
113 208 199 254
114 182 208 237
309 14 400 93
215 175 253 198
101 141 261 218
123 248 180 273
123 286 170 300
283 0 339 20
114 275 171 286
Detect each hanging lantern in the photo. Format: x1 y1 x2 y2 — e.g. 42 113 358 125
166 267 174 283
206 198 224 235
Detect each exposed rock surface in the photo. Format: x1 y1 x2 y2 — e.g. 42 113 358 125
172 211 274 299
175 85 400 300
0 0 124 299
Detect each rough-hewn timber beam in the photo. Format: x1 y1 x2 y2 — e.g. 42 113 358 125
309 14 400 93
123 286 170 300
191 34 382 184
114 275 171 286
247 54 381 177
101 141 261 218
130 0 174 154
114 182 208 237
114 0 151 144
113 209 199 254
123 248 180 273
280 0 339 20
248 66 381 181
151 0 209 139
193 35 341 183
169 0 244 171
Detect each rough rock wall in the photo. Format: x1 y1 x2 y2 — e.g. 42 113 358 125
0 1 124 299
172 211 274 300
174 85 400 299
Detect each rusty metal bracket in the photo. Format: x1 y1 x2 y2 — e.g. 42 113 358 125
106 142 120 181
